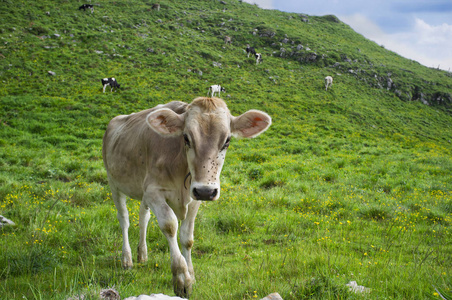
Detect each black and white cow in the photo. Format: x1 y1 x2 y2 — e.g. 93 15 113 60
246 44 256 58
325 76 333 91
102 78 120 93
79 4 94 13
255 53 263 65
207 84 226 97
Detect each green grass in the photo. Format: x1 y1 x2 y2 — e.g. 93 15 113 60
1 0 451 299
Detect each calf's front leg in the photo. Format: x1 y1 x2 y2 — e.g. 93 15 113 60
147 194 194 298
180 200 201 280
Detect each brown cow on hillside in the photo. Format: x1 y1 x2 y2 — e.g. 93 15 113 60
102 97 271 297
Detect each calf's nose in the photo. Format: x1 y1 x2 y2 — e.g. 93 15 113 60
192 187 218 201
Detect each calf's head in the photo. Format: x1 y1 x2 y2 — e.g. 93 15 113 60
146 97 271 201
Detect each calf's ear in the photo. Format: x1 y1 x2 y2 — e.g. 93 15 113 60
231 110 272 138
146 108 185 136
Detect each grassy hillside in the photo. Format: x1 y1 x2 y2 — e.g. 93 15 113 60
1 0 451 299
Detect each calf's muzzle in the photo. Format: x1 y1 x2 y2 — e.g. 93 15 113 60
192 187 218 201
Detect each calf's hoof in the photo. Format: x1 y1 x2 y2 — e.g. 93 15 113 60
174 286 192 299
122 252 133 269
137 248 148 263
173 276 193 299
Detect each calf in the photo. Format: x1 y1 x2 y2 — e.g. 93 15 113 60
102 97 272 297
255 53 263 65
246 44 256 58
207 84 226 97
102 78 120 93
79 4 94 13
325 76 333 91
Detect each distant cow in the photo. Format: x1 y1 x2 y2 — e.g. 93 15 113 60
325 76 333 91
79 4 94 13
224 36 232 45
102 97 272 297
207 84 226 97
255 53 262 65
246 44 256 58
102 78 120 93
152 3 160 11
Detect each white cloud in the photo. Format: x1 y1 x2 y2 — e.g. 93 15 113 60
342 14 452 71
412 18 452 45
340 14 385 39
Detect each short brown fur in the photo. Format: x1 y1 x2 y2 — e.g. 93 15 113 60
188 97 227 112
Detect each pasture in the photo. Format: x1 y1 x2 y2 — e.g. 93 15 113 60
1 0 451 299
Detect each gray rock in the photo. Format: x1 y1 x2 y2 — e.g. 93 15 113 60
0 215 15 227
346 281 370 293
100 288 120 300
387 77 394 90
260 293 283 300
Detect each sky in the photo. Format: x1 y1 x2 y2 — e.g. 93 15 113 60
242 0 452 71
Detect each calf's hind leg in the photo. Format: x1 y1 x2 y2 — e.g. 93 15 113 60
137 201 151 263
111 187 133 269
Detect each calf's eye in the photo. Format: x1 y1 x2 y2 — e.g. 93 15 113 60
183 134 191 147
221 137 231 150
